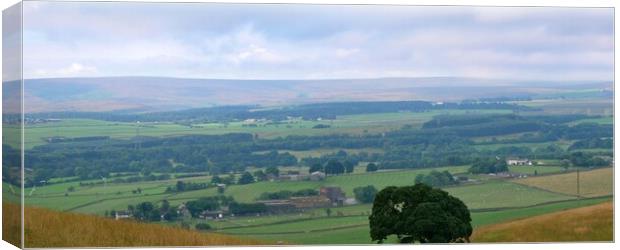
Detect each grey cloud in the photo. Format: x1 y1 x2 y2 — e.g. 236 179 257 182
21 1 614 81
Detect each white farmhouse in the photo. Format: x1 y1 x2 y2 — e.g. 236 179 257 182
506 158 533 166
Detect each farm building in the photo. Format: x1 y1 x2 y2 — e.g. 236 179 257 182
320 186 346 206
277 173 309 181
310 171 326 181
290 196 332 209
199 210 225 220
216 183 227 192
258 199 299 214
114 211 132 220
506 158 533 166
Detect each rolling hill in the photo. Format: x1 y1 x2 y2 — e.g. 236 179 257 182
2 203 262 248
14 76 611 113
471 202 613 242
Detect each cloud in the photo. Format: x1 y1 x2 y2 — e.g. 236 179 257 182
33 63 98 78
21 2 614 81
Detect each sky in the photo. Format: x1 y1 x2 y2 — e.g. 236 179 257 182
20 1 614 81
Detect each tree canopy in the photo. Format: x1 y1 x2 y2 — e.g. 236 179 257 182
354 185 378 203
369 183 472 243
237 171 255 185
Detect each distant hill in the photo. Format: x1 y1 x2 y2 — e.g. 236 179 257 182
472 202 612 242
2 203 262 248
12 76 611 113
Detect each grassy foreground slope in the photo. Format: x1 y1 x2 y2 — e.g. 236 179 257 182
2 203 262 248
472 202 613 242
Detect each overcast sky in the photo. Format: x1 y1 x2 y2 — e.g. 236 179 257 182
21 1 613 81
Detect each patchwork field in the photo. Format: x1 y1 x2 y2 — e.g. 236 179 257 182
210 197 612 244
5 96 613 245
472 202 613 242
39 165 469 214
512 168 613 197
15 109 513 149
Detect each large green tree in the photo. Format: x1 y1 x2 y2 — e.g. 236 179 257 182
354 185 378 203
325 159 345 175
369 183 472 243
237 171 255 185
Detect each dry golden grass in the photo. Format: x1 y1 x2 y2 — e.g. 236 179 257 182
472 202 613 242
2 203 22 247
512 168 612 197
3 203 263 248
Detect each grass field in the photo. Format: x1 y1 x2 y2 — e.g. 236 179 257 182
568 116 613 125
516 98 612 116
19 165 469 214
3 202 262 248
11 165 610 245
469 196 611 227
507 165 566 175
272 148 385 159
443 181 574 209
472 202 613 242
473 140 574 151
512 168 613 197
209 197 611 244
14 109 513 149
21 164 576 215
143 165 471 208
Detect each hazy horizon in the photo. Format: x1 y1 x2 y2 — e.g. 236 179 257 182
19 75 615 83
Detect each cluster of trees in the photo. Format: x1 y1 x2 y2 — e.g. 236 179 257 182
229 202 268 216
165 181 209 193
114 200 178 222
16 111 613 186
237 171 255 185
184 196 234 217
210 174 236 185
181 195 269 217
414 170 458 187
308 159 355 175
468 158 509 174
258 189 319 200
422 114 520 129
2 145 21 186
303 150 366 171
312 124 331 129
353 185 378 203
569 138 613 150
366 163 379 172
569 152 612 167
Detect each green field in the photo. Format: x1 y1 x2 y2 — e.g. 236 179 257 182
507 165 566 175
516 98 613 116
473 141 574 151
443 181 574 209
568 116 613 125
21 164 575 218
513 168 613 198
14 109 514 149
20 166 469 214
7 98 613 244
166 166 470 206
210 197 611 244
